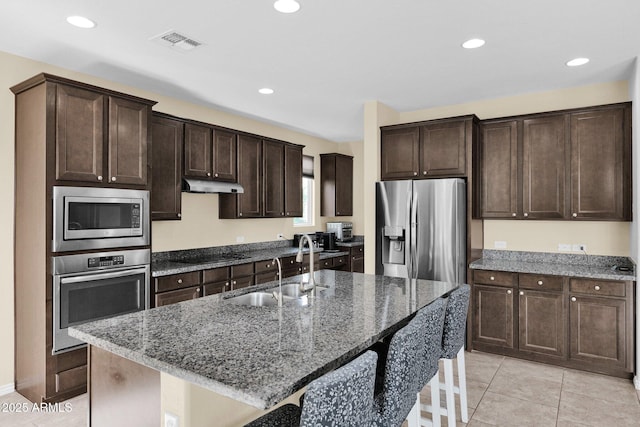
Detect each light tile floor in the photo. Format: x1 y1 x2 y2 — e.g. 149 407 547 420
1 351 639 426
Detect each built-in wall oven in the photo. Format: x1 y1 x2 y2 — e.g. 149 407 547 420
52 186 149 253
52 249 150 354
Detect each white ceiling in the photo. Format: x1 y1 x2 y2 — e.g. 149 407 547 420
1 1 639 142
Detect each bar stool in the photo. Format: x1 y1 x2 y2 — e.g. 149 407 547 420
244 350 378 427
421 284 471 427
373 298 446 427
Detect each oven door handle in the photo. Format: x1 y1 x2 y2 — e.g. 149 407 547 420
60 267 149 284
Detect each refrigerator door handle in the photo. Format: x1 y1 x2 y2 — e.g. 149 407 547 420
410 184 418 279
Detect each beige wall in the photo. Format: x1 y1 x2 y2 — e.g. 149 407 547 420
361 80 633 265
0 50 363 388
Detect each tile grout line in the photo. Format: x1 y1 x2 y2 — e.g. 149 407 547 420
469 355 505 426
555 368 565 427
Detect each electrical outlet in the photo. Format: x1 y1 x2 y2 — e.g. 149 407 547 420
494 241 507 249
277 233 284 240
573 244 587 252
558 243 571 252
165 412 179 427
236 236 245 243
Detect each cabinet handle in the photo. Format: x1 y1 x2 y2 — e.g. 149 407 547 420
571 296 577 302
286 212 290 216
239 213 243 217
519 291 524 296
111 177 116 182
490 276 495 281
413 172 418 176
266 263 271 268
177 213 182 218
523 213 529 217
290 260 294 264
97 175 103 181
225 282 230 288
507 290 512 295
594 285 601 291
214 173 218 177
233 280 237 285
537 280 543 285
177 279 183 284
281 212 284 216
423 171 427 175
337 211 340 215
511 213 516 217
572 213 578 218
207 172 211 177
196 287 201 292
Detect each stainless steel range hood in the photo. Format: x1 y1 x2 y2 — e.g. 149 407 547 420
182 178 244 194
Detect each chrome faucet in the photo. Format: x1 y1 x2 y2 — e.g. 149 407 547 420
271 257 283 307
296 233 316 296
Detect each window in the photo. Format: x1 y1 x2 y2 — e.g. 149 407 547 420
294 155 314 227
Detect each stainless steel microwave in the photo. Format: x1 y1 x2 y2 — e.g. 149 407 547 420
52 186 149 252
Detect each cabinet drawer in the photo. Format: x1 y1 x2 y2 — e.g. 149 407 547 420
320 258 334 269
230 262 254 278
255 271 279 284
519 274 563 292
56 347 87 373
351 246 364 258
231 275 254 290
333 256 347 267
570 278 626 297
203 267 229 283
282 267 300 279
281 256 298 269
203 281 229 296
155 286 201 307
55 365 87 393
255 259 278 274
474 270 517 287
155 271 201 293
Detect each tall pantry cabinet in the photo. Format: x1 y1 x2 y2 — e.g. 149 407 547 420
11 73 155 403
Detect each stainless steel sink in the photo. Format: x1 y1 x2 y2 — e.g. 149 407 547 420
271 283 329 298
225 292 293 307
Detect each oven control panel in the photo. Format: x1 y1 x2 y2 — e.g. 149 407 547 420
88 255 125 268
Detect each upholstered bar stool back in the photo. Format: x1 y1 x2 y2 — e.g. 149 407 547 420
244 350 378 427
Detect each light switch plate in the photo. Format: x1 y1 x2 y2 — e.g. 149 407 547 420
236 236 245 243
165 412 179 427
494 241 507 249
572 244 586 252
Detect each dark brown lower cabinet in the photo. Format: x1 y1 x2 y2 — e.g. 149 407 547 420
155 286 201 307
343 245 365 273
518 289 565 357
472 270 634 378
473 284 515 349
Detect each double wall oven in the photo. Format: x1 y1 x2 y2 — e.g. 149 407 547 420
51 186 151 354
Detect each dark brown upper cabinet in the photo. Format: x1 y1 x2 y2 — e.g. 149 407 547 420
284 144 303 217
235 135 262 218
151 113 183 220
320 153 353 216
54 82 152 187
570 106 631 220
522 114 569 219
477 103 631 221
263 140 285 217
479 120 518 218
184 123 238 182
381 116 474 181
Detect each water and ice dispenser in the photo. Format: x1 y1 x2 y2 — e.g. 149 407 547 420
382 225 406 265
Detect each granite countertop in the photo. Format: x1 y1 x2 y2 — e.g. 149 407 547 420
70 270 457 409
152 247 349 277
469 250 635 281
336 241 364 248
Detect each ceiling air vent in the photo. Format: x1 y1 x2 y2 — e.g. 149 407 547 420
152 30 203 52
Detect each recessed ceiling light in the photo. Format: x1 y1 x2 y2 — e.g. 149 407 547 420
258 88 274 95
566 57 590 67
66 16 96 29
462 38 485 49
274 0 300 14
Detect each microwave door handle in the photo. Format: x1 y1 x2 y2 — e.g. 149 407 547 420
60 267 148 284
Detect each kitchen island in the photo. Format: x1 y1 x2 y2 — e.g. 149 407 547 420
70 270 458 427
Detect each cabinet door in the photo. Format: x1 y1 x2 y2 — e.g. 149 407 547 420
522 115 568 219
335 155 353 216
473 284 515 349
380 127 420 179
236 135 262 217
518 289 565 357
420 120 466 177
107 97 149 186
569 295 627 369
55 84 105 183
151 115 183 220
284 144 303 217
203 281 229 296
184 123 212 178
480 120 518 218
154 286 201 307
263 140 285 217
570 107 629 220
212 129 236 181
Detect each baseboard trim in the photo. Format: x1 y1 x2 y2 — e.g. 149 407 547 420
0 382 15 396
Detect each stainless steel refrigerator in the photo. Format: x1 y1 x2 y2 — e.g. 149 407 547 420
375 178 466 283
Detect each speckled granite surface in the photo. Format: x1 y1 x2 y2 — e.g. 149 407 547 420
152 241 350 277
470 250 635 281
70 270 456 409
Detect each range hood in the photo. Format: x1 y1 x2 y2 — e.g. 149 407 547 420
182 178 244 194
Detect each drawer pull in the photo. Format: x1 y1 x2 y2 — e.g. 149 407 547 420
233 280 237 285
537 280 543 285
594 285 601 291
177 279 183 284
571 296 577 302
97 175 103 181
511 213 516 217
196 287 200 292
507 290 512 295
523 213 529 217
519 291 524 296
572 213 577 218
490 276 495 281
413 172 418 176
266 263 271 268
